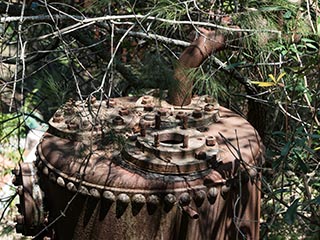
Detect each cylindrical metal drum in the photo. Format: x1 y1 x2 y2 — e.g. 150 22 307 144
13 94 263 240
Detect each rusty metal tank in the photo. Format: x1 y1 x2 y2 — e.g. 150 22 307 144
13 94 264 240
12 28 263 240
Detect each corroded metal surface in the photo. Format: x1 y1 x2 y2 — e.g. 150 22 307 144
16 94 264 240
12 162 46 236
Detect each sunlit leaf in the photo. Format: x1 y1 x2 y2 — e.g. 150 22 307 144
268 74 276 83
251 81 276 87
276 72 286 82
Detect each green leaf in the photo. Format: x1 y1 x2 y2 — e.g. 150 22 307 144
284 198 300 225
281 142 291 156
294 152 309 173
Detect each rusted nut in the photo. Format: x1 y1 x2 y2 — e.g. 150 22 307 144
164 194 176 207
94 124 102 131
154 133 160 148
119 107 129 116
66 182 77 192
103 191 116 202
207 187 218 203
206 136 216 146
147 195 160 206
67 122 79 130
82 119 92 130
212 110 220 122
113 116 124 126
144 104 154 112
182 135 189 148
155 114 161 130
182 206 199 220
90 188 101 198
14 215 24 224
176 111 185 120
90 96 97 104
108 98 116 107
141 96 152 104
194 190 206 207
179 192 191 206
52 114 64 123
158 108 168 117
192 108 203 118
56 177 65 187
79 186 89 195
204 104 215 112
132 194 146 205
195 151 206 160
117 193 130 205
182 115 188 129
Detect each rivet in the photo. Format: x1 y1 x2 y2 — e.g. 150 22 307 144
49 172 56 182
79 186 89 195
90 188 101 198
113 116 124 126
194 190 206 206
103 191 116 202
192 108 202 118
208 187 218 199
132 194 146 205
117 193 130 204
183 135 189 148
179 192 191 206
42 166 49 175
66 182 77 192
206 136 216 146
56 177 65 187
249 167 258 177
221 184 230 193
147 195 160 206
164 193 176 206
